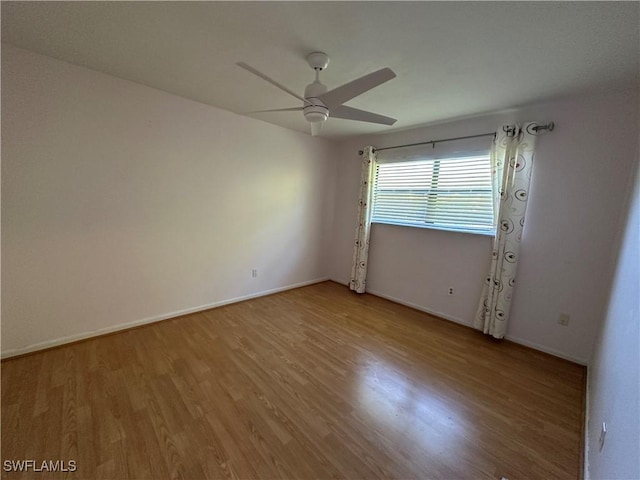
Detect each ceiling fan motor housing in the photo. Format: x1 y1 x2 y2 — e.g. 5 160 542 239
304 77 329 123
304 80 327 98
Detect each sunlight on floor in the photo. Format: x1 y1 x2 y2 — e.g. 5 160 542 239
356 353 470 462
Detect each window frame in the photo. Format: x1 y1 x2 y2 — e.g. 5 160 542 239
370 152 496 236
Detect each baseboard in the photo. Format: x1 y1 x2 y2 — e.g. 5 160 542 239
583 366 591 480
364 288 474 329
329 276 350 287
504 334 588 365
1 277 329 360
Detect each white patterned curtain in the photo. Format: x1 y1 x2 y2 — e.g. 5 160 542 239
350 146 376 293
475 124 537 338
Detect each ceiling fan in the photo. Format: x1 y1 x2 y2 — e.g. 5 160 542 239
237 52 397 136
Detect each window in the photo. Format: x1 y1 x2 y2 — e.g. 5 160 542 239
371 154 495 235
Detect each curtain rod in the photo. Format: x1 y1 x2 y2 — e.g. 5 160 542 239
358 122 555 155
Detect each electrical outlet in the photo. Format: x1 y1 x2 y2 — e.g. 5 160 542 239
448 287 454 295
599 422 607 451
251 269 258 278
558 313 570 326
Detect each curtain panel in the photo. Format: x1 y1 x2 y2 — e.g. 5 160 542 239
475 124 537 338
350 146 376 293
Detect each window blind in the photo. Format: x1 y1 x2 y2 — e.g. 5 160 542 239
371 154 495 235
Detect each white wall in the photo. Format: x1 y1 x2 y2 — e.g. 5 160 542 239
330 88 639 364
1 45 337 356
586 163 639 479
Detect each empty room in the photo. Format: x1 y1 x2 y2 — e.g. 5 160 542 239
1 2 638 479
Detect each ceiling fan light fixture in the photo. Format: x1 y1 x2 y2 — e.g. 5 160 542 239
303 104 329 123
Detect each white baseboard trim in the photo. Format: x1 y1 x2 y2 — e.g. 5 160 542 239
1 277 330 360
329 277 350 287
364 288 474 329
503 334 588 365
583 365 591 480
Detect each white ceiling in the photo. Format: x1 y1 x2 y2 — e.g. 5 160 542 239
2 1 638 139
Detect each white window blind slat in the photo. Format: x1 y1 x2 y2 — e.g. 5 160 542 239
371 154 495 235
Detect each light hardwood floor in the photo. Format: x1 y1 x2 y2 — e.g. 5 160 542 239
2 281 586 479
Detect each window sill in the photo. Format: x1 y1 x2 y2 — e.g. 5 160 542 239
371 220 496 237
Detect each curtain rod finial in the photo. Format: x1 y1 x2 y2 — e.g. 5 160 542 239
529 121 555 134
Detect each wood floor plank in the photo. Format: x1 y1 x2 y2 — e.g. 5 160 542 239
1 281 586 479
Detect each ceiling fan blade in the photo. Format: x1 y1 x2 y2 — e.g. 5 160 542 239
310 122 323 137
246 107 304 113
331 105 397 125
319 68 396 109
237 62 310 104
